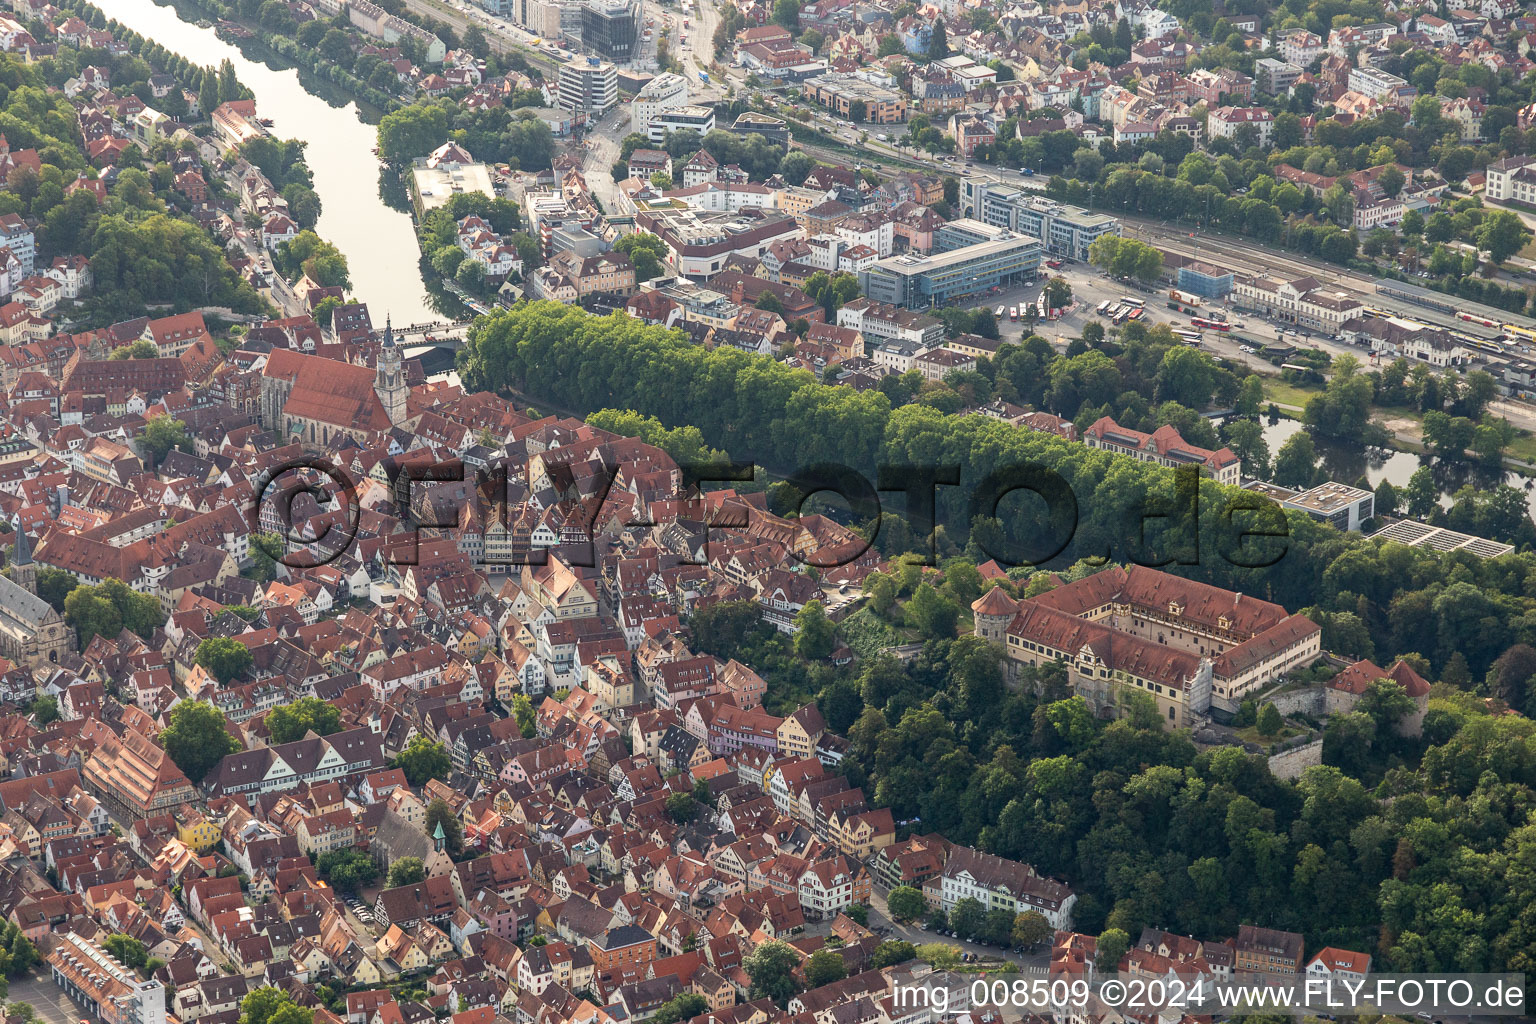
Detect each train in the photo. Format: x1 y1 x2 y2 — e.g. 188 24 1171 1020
1459 312 1500 328
1503 323 1536 344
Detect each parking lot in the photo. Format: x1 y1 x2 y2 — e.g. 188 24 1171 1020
8 971 87 1024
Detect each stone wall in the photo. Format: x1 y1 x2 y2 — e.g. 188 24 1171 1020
1263 685 1327 718
1267 737 1324 780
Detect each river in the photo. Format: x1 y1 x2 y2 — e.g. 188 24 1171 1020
92 0 436 324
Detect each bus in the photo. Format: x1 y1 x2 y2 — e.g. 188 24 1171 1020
1175 330 1202 345
1121 296 1145 308
1191 317 1231 331
1008 305 1018 321
1096 300 1110 316
1125 306 1144 320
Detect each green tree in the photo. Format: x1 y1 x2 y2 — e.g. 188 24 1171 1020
1044 276 1072 310
138 415 190 464
1155 346 1217 408
394 736 452 786
794 599 836 660
949 896 985 938
744 939 801 1006
1476 210 1530 265
29 696 57 726
1404 465 1438 519
387 857 426 888
1256 702 1283 736
1012 910 1051 949
103 934 147 969
1095 928 1130 974
377 103 450 163
240 990 312 1024
425 798 464 857
35 567 76 613
651 994 707 1024
772 0 801 30
613 231 668 282
1271 432 1317 488
927 18 948 59
666 791 697 823
905 583 959 639
804 948 847 987
266 696 341 743
195 636 254 684
512 693 537 738
247 532 284 584
160 700 240 784
887 885 927 922
915 943 961 969
315 849 379 893
872 940 917 967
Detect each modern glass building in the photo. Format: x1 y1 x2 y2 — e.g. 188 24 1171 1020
961 176 1120 261
859 225 1042 308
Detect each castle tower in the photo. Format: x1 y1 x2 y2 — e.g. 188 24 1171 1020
375 315 407 425
971 586 1019 643
10 524 35 597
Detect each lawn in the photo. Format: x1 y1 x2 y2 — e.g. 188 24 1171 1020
1262 378 1323 412
1233 724 1307 746
1506 430 1536 465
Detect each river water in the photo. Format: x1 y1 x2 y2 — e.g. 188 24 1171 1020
1258 416 1536 517
92 0 436 324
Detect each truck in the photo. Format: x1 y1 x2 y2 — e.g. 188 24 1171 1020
1167 288 1202 312
876 133 889 141
698 70 709 83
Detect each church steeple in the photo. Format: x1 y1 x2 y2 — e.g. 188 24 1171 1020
10 524 35 597
375 314 406 425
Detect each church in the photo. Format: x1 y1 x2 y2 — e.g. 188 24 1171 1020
0 528 74 668
257 323 409 445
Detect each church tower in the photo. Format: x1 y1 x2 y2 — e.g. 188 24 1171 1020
375 316 407 425
10 525 35 597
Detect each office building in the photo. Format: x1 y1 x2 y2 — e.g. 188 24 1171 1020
559 56 619 114
961 177 1120 261
730 111 790 147
582 0 638 62
1280 481 1375 531
630 71 689 133
858 229 1041 309
646 104 716 144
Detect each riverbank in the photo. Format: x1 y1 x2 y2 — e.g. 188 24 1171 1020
155 0 404 115
92 0 435 321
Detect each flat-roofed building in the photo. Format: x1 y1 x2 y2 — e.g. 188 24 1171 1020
559 56 618 114
646 104 715 144
1282 481 1374 531
858 230 1041 308
630 71 688 133
961 176 1120 261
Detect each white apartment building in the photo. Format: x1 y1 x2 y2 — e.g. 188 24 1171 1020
1485 155 1536 204
558 57 617 114
630 71 688 133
